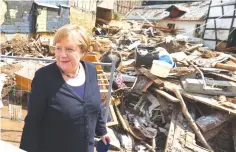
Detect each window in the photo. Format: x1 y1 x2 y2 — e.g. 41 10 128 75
195 24 201 37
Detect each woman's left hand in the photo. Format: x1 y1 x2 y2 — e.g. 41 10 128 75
101 135 111 145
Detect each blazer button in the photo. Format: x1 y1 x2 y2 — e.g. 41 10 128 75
86 125 88 129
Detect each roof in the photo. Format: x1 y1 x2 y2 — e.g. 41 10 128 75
124 1 211 21
34 2 59 9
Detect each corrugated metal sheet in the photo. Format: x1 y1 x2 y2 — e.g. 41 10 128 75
124 1 210 21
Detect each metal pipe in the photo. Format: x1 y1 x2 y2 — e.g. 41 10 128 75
105 59 116 123
0 55 112 66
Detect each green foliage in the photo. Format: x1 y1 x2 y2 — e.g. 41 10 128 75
113 13 121 21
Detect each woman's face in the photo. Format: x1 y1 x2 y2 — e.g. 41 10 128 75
55 34 84 74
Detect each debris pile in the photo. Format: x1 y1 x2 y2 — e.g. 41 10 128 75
93 21 236 152
1 21 236 152
1 35 53 57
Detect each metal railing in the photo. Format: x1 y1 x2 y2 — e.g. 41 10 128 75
0 55 116 123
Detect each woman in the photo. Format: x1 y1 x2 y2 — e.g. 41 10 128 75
20 24 109 152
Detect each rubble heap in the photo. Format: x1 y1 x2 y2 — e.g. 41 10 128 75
94 21 236 152
1 35 53 57
1 21 236 152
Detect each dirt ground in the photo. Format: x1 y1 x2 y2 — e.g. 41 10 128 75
0 106 120 152
0 106 27 147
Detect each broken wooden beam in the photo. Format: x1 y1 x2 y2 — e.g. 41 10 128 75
173 89 213 151
114 105 144 140
151 87 179 103
215 63 236 71
136 67 164 87
165 105 209 152
196 111 232 132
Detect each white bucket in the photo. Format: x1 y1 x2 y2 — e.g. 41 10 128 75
150 60 172 78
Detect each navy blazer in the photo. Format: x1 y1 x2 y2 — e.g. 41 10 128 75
20 61 107 152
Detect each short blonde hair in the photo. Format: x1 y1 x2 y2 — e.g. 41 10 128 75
53 24 91 53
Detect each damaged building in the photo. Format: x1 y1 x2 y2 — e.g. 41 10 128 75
124 1 210 37
203 0 236 50
0 0 70 42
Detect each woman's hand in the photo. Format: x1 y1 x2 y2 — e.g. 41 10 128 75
101 135 110 145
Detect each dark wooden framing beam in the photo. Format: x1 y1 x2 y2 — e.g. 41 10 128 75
214 19 218 49
203 38 218 41
208 16 236 19
221 0 224 16
205 28 230 30
202 0 212 39
210 3 236 8
226 3 236 47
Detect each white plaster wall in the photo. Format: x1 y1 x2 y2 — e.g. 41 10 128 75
209 7 222 17
233 18 236 27
206 19 215 28
216 18 232 28
209 3 235 17
217 30 230 40
204 29 230 41
204 30 216 39
223 5 235 16
158 20 203 37
203 40 216 49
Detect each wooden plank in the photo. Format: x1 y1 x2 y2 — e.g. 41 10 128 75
163 81 236 115
131 75 153 92
151 87 179 103
106 104 119 127
209 73 236 82
136 67 164 87
215 63 236 71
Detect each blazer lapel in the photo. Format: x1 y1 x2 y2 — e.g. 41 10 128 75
81 61 92 102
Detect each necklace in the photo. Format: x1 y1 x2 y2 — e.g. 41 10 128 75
58 65 80 78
